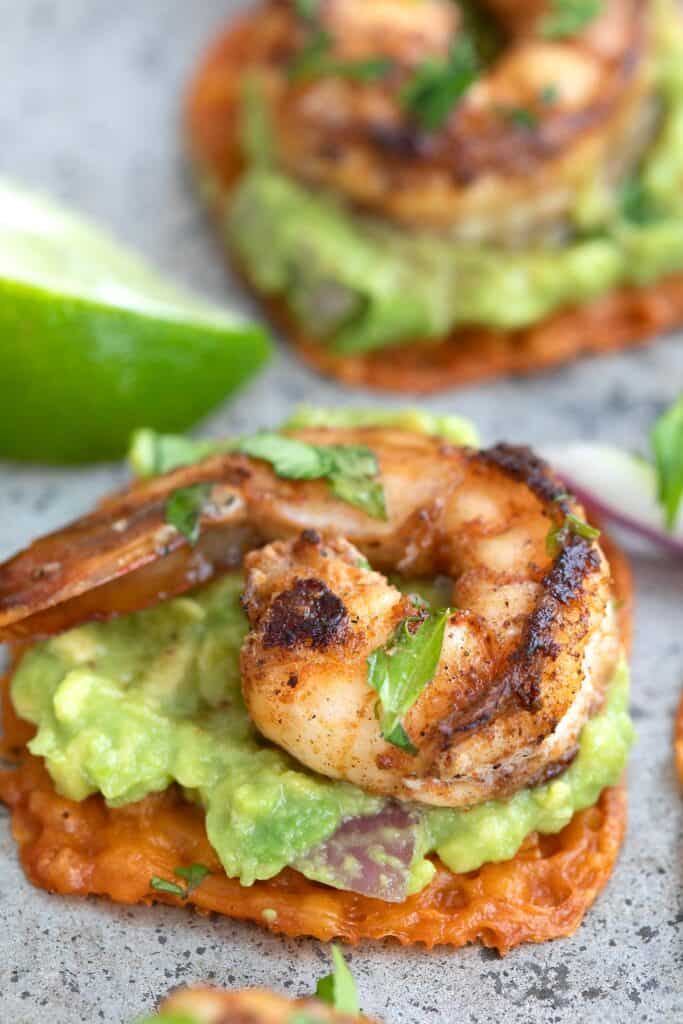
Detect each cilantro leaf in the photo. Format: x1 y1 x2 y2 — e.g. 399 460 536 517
540 83 560 105
315 946 360 1015
130 429 227 477
173 863 211 895
620 176 661 227
238 434 387 520
288 1015 327 1024
402 36 478 132
542 0 604 39
289 24 393 84
165 483 212 545
239 433 328 479
650 395 683 531
295 0 319 20
149 877 187 899
504 106 538 131
292 52 394 84
137 429 388 521
328 472 386 520
150 864 211 900
547 511 601 556
367 609 451 754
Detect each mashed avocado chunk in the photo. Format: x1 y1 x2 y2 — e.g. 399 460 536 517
225 1 683 354
12 578 633 895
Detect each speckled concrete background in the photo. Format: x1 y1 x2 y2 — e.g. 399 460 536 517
0 2 681 1021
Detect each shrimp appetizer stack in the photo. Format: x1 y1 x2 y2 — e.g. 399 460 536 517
187 0 683 391
0 410 634 953
142 988 369 1024
139 946 370 1022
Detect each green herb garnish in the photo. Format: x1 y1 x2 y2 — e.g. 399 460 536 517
620 177 661 227
315 946 360 1015
540 83 560 105
173 863 211 895
542 0 604 38
504 106 538 130
289 6 393 84
153 432 387 527
150 864 211 900
547 511 601 556
294 0 319 19
130 429 225 477
291 46 394 83
367 608 451 754
650 395 683 531
238 433 387 519
165 483 212 545
149 877 187 899
402 35 479 132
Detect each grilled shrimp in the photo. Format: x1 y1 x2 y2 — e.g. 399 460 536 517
0 428 619 809
246 0 653 238
157 987 369 1023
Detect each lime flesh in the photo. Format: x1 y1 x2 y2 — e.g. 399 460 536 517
0 180 271 463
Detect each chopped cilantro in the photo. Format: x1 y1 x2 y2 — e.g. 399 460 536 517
542 0 604 39
504 106 538 130
165 483 212 545
367 608 451 754
620 177 661 226
540 83 560 105
150 864 211 900
547 512 601 556
401 35 479 132
149 877 187 899
238 433 387 520
650 395 683 531
173 863 211 895
315 946 360 1015
288 12 393 83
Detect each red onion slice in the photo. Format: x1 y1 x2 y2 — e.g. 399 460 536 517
541 443 683 557
294 803 420 902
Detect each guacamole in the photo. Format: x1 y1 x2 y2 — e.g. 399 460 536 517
12 576 633 897
225 1 683 354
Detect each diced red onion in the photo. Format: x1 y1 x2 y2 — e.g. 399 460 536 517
295 803 419 902
541 443 683 557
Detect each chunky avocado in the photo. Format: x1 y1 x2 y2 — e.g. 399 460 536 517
12 579 633 895
225 1 683 354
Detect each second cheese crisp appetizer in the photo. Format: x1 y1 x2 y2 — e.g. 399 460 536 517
187 0 683 391
0 410 633 953
139 946 371 1023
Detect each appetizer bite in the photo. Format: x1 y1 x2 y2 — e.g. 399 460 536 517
187 0 683 392
142 989 367 1024
139 946 370 1022
0 409 634 953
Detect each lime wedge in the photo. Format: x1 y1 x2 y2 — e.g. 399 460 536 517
0 179 271 463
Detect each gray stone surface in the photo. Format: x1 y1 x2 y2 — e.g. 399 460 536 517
0 2 681 1021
